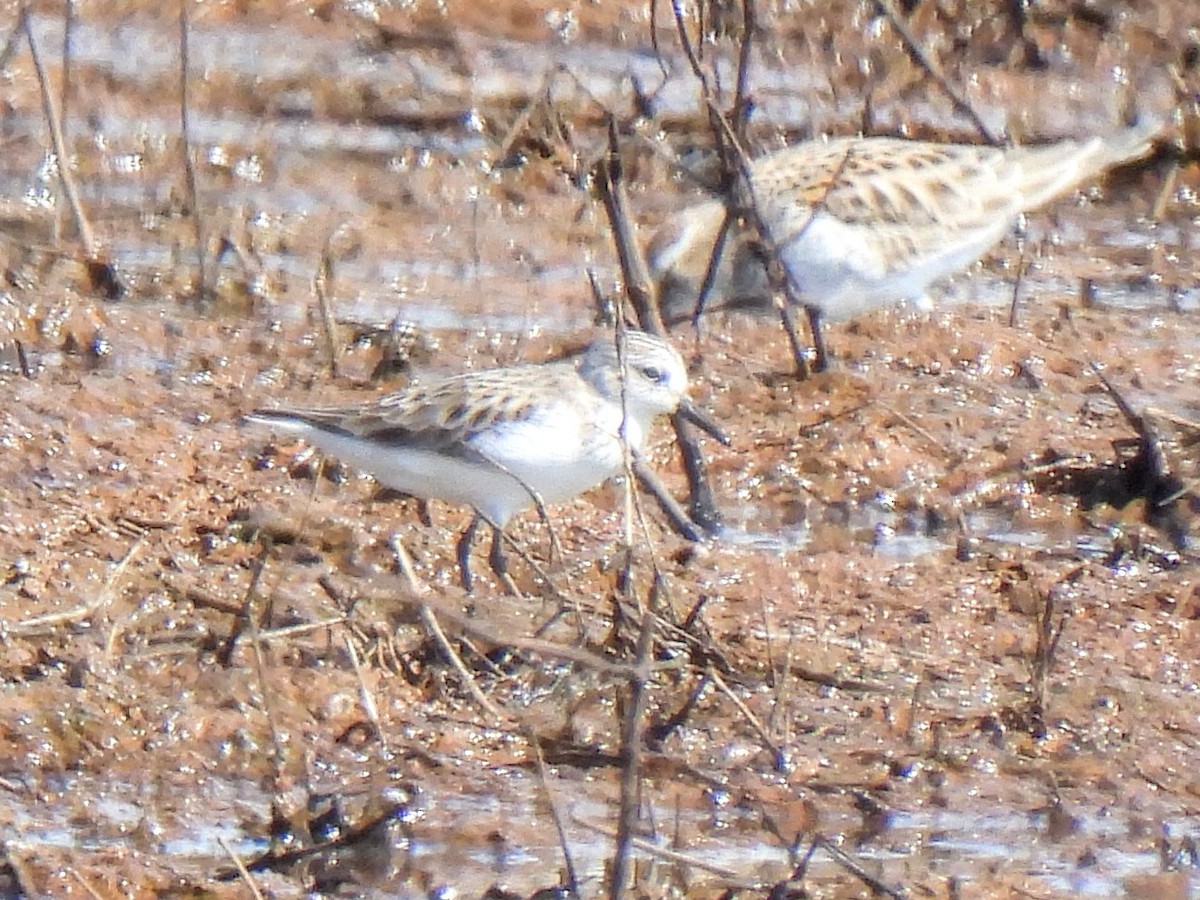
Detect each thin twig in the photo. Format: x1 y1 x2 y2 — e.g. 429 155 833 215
811 834 908 899
707 103 854 373
255 616 347 642
668 0 843 373
575 812 766 888
608 318 660 899
611 644 651 900
1007 250 1027 328
421 603 511 723
616 328 674 601
1151 158 1178 223
596 117 666 336
15 340 32 379
499 528 580 605
527 730 582 897
12 534 147 636
731 0 755 136
492 69 558 166
57 0 75 242
905 671 928 747
596 119 722 530
767 623 795 734
66 870 105 900
647 671 712 749
872 0 1000 145
587 266 615 325
217 836 266 900
314 240 340 378
241 544 290 791
215 536 273 666
179 0 208 299
20 3 96 257
688 205 736 327
389 533 425 592
393 532 515 723
343 632 390 755
710 668 785 768
648 0 669 77
326 562 632 678
1029 569 1077 731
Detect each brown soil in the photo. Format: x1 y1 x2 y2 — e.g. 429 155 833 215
1 1 1199 897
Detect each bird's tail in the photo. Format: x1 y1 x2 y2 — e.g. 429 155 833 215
1091 117 1163 170
1009 118 1162 213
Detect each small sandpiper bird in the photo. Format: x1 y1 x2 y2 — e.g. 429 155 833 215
246 330 723 591
648 121 1161 368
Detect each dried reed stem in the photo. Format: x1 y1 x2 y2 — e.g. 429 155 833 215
179 0 209 298
314 243 341 377
20 3 97 257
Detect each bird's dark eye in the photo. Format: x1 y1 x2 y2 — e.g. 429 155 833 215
639 365 665 383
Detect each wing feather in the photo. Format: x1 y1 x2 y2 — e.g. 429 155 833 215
252 362 578 458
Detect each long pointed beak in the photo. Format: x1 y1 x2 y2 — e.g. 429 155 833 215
675 399 731 447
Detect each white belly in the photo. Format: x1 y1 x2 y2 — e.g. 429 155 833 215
772 208 1013 318
296 401 645 527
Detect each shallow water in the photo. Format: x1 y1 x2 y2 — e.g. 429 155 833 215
7 767 1197 896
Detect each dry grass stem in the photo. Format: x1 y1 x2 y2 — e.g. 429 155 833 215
814 834 907 898
710 668 785 767
242 546 290 789
315 239 341 378
343 631 391 754
596 119 666 336
12 533 148 636
392 532 514 723
576 812 764 888
256 617 349 643
527 731 582 896
217 836 266 900
20 3 97 257
608 320 663 899
66 869 105 900
872 0 1000 144
179 0 208 298
419 602 512 724
57 0 76 242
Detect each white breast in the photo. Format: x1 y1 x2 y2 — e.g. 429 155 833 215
773 209 1012 318
467 400 645 518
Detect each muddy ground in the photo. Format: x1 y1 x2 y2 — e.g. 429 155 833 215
1 0 1199 896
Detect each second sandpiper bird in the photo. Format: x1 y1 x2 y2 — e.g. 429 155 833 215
649 121 1161 367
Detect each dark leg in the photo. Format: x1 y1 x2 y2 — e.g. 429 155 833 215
777 302 811 378
416 499 433 527
777 301 831 375
488 525 508 580
806 305 830 373
488 524 522 596
456 513 482 592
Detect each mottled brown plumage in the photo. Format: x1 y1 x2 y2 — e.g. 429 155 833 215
649 123 1161 354
246 331 712 591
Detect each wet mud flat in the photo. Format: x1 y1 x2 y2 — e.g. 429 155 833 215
1 0 1200 896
